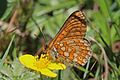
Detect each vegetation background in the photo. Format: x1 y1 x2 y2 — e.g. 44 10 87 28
0 0 120 80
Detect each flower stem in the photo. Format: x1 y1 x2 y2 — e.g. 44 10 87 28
40 73 43 80
58 70 62 80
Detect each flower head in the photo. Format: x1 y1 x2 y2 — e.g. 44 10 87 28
19 54 66 77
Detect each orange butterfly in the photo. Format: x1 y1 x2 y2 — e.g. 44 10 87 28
40 11 92 66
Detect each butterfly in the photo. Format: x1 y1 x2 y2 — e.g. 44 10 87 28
40 10 92 66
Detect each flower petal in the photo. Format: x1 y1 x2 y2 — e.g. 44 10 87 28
47 63 66 70
19 54 37 70
40 68 57 77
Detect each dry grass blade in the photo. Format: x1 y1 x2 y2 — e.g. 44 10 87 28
89 37 109 80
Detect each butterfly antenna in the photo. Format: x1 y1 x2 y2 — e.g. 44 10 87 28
31 16 46 47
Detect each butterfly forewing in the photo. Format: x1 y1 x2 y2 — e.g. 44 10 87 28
47 11 92 66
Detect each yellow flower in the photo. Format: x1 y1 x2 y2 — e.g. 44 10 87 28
19 54 66 77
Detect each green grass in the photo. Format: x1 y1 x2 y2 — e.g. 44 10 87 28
0 0 120 80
